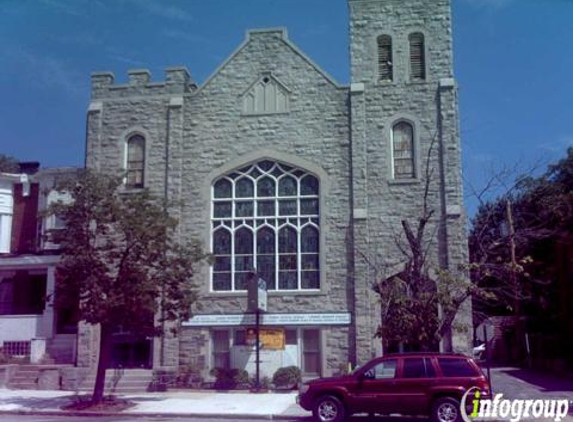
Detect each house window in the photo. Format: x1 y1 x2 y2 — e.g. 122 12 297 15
0 271 47 315
54 214 66 229
126 135 145 188
0 213 11 254
377 35 393 81
211 160 320 292
0 184 13 254
409 33 426 81
392 122 415 179
302 329 321 375
212 330 230 369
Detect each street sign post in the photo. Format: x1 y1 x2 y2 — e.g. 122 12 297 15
247 271 267 391
248 275 267 312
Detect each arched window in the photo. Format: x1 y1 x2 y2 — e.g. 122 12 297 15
392 122 415 179
126 135 145 188
211 160 320 292
409 33 426 81
377 35 393 81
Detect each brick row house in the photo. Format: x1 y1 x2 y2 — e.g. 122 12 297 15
0 163 78 365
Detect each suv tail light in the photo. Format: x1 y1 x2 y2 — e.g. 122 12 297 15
476 377 491 398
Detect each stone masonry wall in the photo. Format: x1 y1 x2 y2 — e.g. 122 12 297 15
178 29 352 320
84 0 471 374
86 29 354 371
349 0 470 356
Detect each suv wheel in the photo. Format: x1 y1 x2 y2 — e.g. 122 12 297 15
313 395 345 422
432 397 461 422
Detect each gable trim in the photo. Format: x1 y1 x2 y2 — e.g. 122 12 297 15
239 72 292 98
196 27 342 94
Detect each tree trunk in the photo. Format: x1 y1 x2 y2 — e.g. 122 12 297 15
92 323 112 404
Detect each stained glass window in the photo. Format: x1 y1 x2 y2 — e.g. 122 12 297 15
126 135 145 188
211 161 320 291
392 122 415 179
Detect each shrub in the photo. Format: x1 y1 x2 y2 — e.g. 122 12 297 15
261 375 271 390
230 368 250 385
209 367 250 390
272 366 302 389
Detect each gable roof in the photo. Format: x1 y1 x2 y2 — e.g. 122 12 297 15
196 27 343 94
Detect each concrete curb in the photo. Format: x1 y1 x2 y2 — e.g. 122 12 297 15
0 409 307 420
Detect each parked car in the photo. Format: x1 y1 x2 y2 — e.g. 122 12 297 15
472 342 486 360
297 352 490 422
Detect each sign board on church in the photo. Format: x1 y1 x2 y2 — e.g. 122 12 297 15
246 327 285 350
183 312 352 327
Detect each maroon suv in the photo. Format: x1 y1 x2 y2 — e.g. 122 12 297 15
297 352 490 422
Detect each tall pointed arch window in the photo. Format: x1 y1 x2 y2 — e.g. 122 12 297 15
377 35 393 81
392 121 415 179
126 134 145 188
409 32 426 81
211 160 320 292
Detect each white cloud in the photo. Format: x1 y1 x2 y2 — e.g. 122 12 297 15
163 29 209 44
108 54 146 68
125 0 194 23
1 45 84 97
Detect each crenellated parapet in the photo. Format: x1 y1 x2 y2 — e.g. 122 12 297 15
90 67 196 99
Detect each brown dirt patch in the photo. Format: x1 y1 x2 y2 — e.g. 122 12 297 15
62 396 135 412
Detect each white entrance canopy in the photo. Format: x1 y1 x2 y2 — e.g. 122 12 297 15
183 312 351 327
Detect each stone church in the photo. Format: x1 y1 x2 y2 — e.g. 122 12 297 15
82 0 469 380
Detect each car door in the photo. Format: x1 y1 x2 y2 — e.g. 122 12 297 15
354 358 400 415
394 357 436 416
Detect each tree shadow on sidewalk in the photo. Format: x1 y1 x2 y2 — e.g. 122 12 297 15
502 368 573 394
0 395 75 410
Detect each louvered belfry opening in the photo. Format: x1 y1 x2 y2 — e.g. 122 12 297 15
409 32 426 80
377 35 393 81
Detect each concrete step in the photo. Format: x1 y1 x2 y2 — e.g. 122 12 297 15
77 369 153 393
6 364 73 390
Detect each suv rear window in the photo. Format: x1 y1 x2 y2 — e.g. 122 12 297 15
438 358 479 377
403 358 436 378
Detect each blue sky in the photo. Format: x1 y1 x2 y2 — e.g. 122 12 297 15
0 0 572 214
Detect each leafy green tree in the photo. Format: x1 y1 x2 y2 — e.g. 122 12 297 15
47 170 208 404
0 154 19 173
470 148 573 361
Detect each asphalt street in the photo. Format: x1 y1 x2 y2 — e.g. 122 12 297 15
0 416 425 422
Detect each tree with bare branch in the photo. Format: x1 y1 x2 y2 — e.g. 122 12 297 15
367 135 486 352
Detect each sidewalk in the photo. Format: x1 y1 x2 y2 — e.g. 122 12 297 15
488 366 573 401
0 367 572 419
0 388 308 419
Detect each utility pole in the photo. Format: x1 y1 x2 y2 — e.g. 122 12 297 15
506 199 522 360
